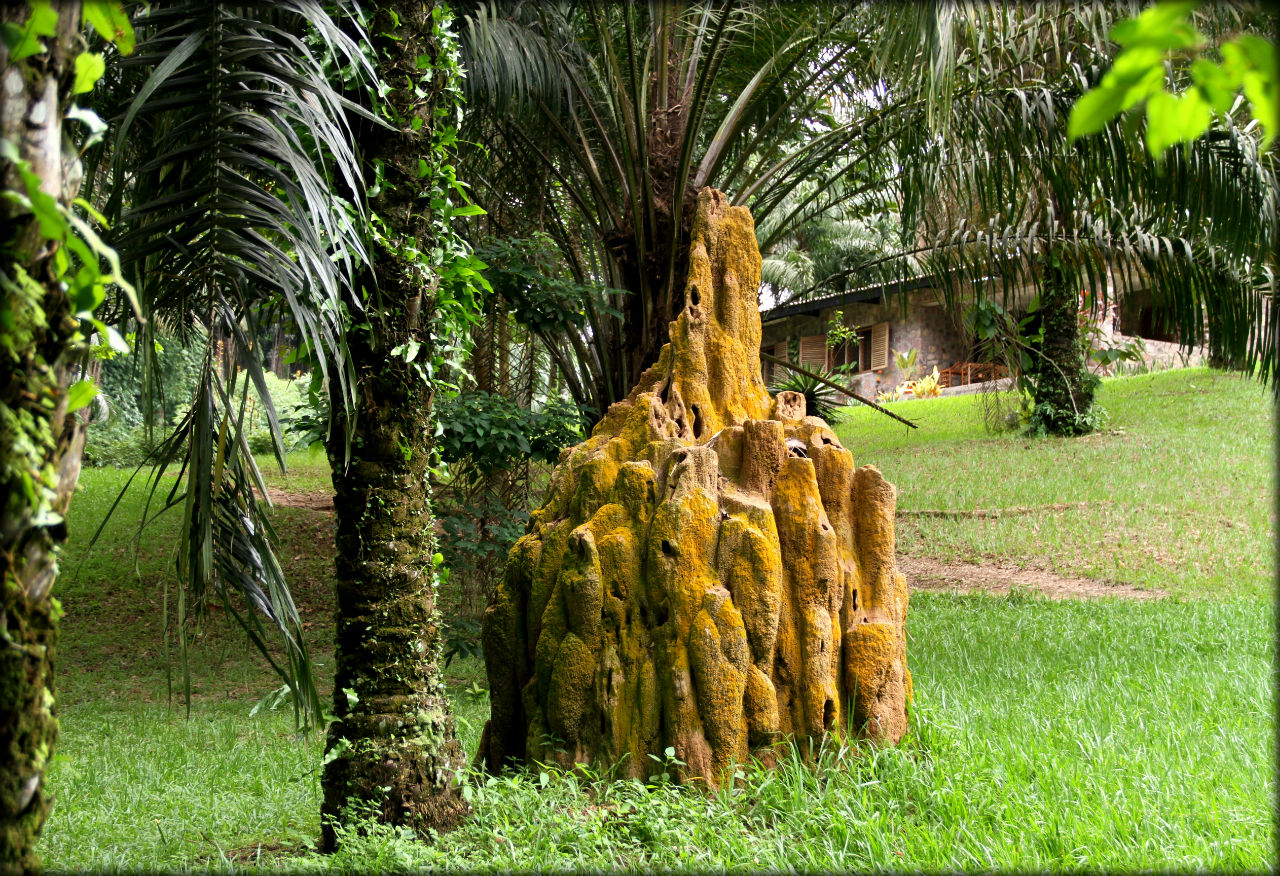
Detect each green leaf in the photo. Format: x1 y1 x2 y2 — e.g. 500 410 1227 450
451 204 485 217
1145 88 1212 157
2 0 57 62
66 379 99 412
1241 70 1276 148
13 161 68 239
1109 1 1201 51
1189 59 1238 112
72 196 110 228
1068 86 1126 141
72 52 106 95
1232 34 1276 78
82 1 135 54
101 323 130 354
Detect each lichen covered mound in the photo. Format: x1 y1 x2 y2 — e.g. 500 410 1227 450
480 188 910 786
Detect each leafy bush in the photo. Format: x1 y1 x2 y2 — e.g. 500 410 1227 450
82 423 176 468
94 331 206 431
436 391 589 471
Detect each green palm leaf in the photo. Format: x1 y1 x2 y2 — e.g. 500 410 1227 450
87 0 378 726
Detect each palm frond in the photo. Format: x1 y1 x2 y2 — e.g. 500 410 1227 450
89 0 377 726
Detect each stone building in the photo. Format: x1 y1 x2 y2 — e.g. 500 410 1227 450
759 274 1204 400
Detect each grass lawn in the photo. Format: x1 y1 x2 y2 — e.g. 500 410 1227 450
835 367 1275 599
40 368 1275 872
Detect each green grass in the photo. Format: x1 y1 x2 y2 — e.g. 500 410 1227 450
40 368 1275 872
293 594 1273 873
834 368 1275 598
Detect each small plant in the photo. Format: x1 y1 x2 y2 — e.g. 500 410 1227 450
442 616 483 668
825 310 858 351
901 366 942 399
769 366 851 422
892 347 920 382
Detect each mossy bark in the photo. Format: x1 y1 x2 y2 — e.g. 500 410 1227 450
1027 253 1096 436
0 4 85 870
480 190 911 786
319 1 466 848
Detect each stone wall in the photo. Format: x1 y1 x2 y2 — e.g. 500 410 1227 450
760 290 970 396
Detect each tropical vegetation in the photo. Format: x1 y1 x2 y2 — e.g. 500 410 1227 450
0 0 1275 869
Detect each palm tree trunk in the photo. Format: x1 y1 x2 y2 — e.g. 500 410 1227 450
0 3 84 870
319 0 467 848
1028 250 1096 435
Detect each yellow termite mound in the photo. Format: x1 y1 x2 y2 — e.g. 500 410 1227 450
480 188 910 786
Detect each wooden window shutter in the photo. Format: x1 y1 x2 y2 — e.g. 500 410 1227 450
799 335 827 371
869 322 890 371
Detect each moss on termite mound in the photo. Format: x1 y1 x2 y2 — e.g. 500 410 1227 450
480 188 909 786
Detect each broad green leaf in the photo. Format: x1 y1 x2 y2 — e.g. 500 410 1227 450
1189 59 1238 112
1241 71 1276 148
66 379 99 412
82 1 135 54
1068 86 1126 141
1109 1 1201 50
1234 34 1277 78
2 1 57 62
1145 88 1212 157
1118 65 1166 112
15 163 67 239
1107 46 1164 86
451 204 485 217
72 52 105 94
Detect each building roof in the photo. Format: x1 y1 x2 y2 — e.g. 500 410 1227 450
761 275 935 321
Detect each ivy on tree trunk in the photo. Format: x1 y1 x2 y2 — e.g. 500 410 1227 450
320 0 476 848
1026 251 1099 437
0 3 84 870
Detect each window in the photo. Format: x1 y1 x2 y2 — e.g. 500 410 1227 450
761 342 789 383
838 322 889 372
799 335 827 372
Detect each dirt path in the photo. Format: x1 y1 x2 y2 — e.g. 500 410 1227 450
900 555 1167 600
265 488 333 512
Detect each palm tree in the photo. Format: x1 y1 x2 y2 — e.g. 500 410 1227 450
87 0 375 728
892 2 1277 433
317 0 479 844
82 0 481 846
453 1 940 416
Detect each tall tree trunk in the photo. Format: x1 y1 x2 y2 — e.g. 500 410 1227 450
320 0 467 849
0 3 84 870
1027 249 1096 436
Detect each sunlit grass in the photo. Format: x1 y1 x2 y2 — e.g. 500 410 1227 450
835 368 1275 598
42 367 1276 872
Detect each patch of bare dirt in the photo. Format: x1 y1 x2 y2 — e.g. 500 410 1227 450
899 555 1167 600
265 487 333 512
